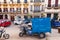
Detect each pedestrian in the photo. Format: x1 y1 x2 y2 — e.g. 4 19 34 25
0 26 4 38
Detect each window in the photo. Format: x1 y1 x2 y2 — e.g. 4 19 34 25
30 16 32 18
5 15 8 19
0 8 2 12
34 5 40 12
23 8 28 14
4 0 7 3
41 5 44 11
24 0 27 3
53 13 58 20
30 0 33 2
16 8 21 12
48 0 51 7
10 8 15 12
34 16 40 18
55 0 58 7
24 16 28 19
3 8 8 12
0 15 3 19
10 0 13 3
47 13 51 18
30 5 32 11
17 0 20 3
42 0 44 2
34 0 41 3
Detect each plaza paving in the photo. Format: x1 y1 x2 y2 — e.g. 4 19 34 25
0 24 60 40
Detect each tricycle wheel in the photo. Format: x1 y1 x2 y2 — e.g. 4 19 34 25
19 32 24 37
3 34 10 39
39 33 46 39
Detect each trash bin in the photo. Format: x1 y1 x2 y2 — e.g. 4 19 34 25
58 27 60 33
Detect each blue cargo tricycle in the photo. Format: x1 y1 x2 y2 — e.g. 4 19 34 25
19 18 51 38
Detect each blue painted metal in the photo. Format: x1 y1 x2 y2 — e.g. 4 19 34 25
52 20 60 27
31 18 51 34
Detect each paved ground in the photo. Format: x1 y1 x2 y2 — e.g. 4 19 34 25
0 23 60 40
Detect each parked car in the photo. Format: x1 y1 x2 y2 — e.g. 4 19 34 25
0 19 11 27
2 20 11 27
14 20 23 25
14 18 25 25
51 19 60 27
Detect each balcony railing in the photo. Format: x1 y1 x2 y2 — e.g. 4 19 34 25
33 10 41 13
47 5 52 9
47 7 52 9
34 0 41 3
52 5 59 9
47 5 59 9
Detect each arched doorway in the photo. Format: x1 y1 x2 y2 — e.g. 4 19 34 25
10 16 14 21
24 16 28 19
53 13 58 20
0 15 3 19
5 15 8 19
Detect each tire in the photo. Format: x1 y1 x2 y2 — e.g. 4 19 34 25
15 23 18 25
3 34 10 39
19 32 23 37
39 33 46 39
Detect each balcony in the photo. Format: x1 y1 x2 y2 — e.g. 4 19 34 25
16 10 21 14
24 0 28 3
52 5 59 9
47 5 52 9
9 4 16 7
4 2 7 4
54 7 59 9
34 0 41 3
47 7 52 9
41 9 44 12
17 0 20 4
45 9 60 13
33 10 41 13
34 3 41 6
30 0 33 3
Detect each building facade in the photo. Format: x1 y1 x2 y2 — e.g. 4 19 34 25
45 0 60 20
0 0 45 21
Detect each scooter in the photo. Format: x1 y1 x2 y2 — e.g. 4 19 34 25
0 30 10 39
19 25 32 37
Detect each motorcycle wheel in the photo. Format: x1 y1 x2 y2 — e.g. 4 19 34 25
19 32 24 37
3 34 10 39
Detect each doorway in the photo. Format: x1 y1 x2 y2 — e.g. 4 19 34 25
47 13 51 18
0 15 3 19
5 15 8 19
53 13 58 20
10 16 14 21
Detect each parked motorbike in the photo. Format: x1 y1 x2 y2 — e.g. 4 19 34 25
0 29 10 39
19 25 32 37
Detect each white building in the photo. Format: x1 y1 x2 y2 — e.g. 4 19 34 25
45 0 60 20
0 0 45 21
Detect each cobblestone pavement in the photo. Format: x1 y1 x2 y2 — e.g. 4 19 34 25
0 23 60 40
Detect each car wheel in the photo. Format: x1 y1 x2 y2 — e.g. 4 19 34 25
15 23 18 25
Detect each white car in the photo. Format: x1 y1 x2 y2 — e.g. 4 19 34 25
14 20 23 25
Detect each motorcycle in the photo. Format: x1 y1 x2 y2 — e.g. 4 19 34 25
0 29 10 39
